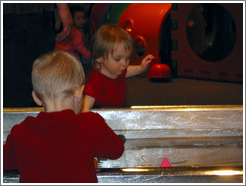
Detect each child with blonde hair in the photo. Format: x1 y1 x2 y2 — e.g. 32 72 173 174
3 51 124 183
82 24 154 112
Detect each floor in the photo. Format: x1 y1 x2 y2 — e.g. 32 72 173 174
125 76 243 106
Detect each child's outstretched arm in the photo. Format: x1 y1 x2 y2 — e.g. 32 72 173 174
82 95 95 112
73 29 91 60
126 54 154 78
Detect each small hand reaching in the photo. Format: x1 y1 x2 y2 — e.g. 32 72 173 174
140 54 155 72
126 54 155 78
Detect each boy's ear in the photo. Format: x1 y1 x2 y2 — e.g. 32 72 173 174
74 85 84 101
95 57 103 63
32 91 43 106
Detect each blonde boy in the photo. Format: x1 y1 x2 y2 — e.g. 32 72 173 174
3 51 124 183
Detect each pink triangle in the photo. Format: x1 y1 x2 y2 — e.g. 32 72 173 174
160 157 172 167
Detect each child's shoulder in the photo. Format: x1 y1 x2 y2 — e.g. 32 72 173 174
79 111 101 116
88 69 115 80
8 116 32 134
87 69 104 81
76 111 108 130
90 68 101 76
77 111 105 122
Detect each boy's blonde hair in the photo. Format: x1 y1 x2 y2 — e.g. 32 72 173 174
90 24 134 69
32 51 85 101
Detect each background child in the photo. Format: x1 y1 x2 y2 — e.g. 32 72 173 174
70 5 90 64
55 5 90 64
82 24 154 112
3 51 124 183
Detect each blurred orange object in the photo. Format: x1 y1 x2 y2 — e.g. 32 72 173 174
94 157 98 168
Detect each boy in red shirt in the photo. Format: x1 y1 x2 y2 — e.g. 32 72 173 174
3 51 124 183
82 24 154 112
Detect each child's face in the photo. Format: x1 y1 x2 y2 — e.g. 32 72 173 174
97 43 132 79
73 11 87 28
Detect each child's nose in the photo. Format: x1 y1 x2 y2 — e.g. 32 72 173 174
122 60 128 67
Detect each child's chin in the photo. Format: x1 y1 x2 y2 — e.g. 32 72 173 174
115 72 122 77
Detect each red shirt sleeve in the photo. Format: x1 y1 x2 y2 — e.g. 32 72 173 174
91 113 124 159
3 125 19 170
84 69 102 100
72 27 91 60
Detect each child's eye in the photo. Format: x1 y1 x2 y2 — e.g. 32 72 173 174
114 58 121 62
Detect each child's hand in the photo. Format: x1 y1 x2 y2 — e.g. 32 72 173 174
140 54 155 72
126 54 154 78
118 134 126 144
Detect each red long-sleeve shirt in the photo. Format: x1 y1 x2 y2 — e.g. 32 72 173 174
3 109 124 183
84 69 127 106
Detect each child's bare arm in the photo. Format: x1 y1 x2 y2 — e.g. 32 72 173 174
55 3 73 42
82 95 95 112
126 54 154 78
